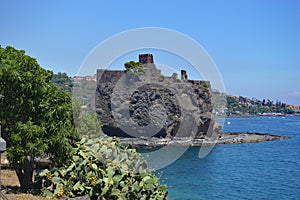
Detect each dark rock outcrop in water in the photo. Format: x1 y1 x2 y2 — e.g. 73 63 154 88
118 132 290 149
95 54 219 138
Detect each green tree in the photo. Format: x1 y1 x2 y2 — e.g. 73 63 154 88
0 46 79 191
124 61 144 74
283 107 295 114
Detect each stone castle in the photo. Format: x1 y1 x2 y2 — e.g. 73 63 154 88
95 54 216 138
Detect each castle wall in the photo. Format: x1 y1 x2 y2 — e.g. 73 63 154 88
97 69 125 85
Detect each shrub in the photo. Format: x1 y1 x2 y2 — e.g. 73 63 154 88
36 135 168 199
202 82 209 88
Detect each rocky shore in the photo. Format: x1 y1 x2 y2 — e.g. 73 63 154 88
119 132 290 148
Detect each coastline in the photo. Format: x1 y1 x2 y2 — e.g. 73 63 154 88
225 113 300 118
119 132 290 149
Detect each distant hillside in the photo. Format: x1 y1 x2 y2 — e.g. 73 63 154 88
51 73 96 108
226 95 300 116
51 72 73 93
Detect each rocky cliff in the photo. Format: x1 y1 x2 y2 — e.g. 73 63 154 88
95 54 218 138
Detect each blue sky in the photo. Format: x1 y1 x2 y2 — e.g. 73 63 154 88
1 0 299 105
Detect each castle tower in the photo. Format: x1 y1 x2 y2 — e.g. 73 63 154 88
138 54 159 77
139 54 154 64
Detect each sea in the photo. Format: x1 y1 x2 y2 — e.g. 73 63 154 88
158 116 300 200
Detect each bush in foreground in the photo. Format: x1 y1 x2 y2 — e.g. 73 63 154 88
36 135 168 200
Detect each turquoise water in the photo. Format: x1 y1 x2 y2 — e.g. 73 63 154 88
160 116 300 200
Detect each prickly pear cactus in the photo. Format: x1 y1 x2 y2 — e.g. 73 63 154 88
36 135 167 199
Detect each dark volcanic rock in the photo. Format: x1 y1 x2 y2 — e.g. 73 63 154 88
119 132 290 148
95 55 217 138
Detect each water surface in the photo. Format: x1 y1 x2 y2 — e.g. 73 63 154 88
159 116 300 200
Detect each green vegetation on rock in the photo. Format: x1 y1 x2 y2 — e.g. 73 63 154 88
124 61 144 74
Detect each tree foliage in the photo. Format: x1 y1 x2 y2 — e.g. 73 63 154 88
124 61 144 74
0 46 79 190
